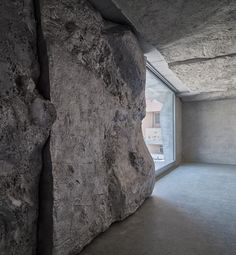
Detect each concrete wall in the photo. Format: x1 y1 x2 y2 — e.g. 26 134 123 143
183 99 236 165
175 97 182 165
147 144 162 154
142 112 154 131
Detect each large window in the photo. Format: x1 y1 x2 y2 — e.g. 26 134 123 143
142 67 175 173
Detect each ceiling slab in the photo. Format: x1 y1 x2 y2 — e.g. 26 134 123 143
89 0 236 101
109 0 236 101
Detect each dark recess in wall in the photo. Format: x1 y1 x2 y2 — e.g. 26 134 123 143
33 0 51 100
33 1 53 254
88 0 153 53
88 0 131 26
37 137 53 255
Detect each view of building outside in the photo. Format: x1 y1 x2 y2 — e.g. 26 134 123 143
142 68 175 172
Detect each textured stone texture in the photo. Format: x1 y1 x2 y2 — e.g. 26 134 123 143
0 1 55 254
170 55 236 97
110 0 236 100
40 0 155 254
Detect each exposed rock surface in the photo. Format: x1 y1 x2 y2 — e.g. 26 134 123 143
109 0 236 100
0 1 154 254
0 1 55 254
40 0 155 254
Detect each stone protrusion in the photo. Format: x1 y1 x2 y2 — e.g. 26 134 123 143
39 0 155 254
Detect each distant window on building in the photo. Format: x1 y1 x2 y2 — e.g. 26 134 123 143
160 145 163 154
154 112 160 126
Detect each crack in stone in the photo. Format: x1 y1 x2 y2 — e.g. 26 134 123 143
168 52 236 67
33 1 54 255
33 0 51 100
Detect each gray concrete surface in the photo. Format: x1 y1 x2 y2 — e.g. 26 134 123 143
90 0 236 101
79 163 236 255
175 97 182 165
183 99 236 164
111 0 236 101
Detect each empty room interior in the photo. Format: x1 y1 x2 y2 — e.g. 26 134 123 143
1 0 236 254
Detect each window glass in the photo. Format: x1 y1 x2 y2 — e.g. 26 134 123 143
142 68 175 172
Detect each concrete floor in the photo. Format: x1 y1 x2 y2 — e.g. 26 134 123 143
80 163 236 255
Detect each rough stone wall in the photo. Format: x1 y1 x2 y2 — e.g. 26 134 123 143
0 0 155 254
39 0 155 254
0 1 55 254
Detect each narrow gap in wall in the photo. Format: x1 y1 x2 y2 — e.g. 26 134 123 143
37 137 53 255
33 0 50 100
33 0 53 254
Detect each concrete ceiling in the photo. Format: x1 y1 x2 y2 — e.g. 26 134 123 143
89 0 236 101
